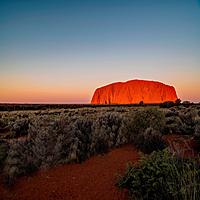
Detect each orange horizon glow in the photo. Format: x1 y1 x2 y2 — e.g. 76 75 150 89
1 72 200 104
1 74 200 103
0 88 90 104
0 83 199 104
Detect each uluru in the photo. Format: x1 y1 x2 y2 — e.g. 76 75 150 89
91 80 178 104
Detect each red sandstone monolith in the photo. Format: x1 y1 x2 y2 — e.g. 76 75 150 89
91 80 178 104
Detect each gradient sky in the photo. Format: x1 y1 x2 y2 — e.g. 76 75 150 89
0 0 200 103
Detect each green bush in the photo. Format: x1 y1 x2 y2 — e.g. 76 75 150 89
126 108 165 140
117 149 200 200
133 127 167 154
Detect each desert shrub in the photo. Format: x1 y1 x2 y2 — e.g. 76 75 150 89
166 116 182 126
133 127 167 154
163 116 183 134
179 109 198 126
160 101 175 108
182 101 192 107
90 112 128 154
117 149 200 200
113 107 127 113
27 115 86 166
0 118 7 128
0 117 12 138
163 108 199 135
29 126 59 168
139 101 144 105
175 98 181 105
67 117 93 162
3 117 65 184
9 118 30 138
165 109 179 117
194 118 200 138
3 116 93 183
178 109 198 135
0 140 9 170
3 140 36 185
126 108 165 140
192 118 200 151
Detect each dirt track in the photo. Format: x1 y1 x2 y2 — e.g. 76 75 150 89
0 145 139 200
1 135 198 200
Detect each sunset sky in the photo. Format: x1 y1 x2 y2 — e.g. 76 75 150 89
1 0 200 103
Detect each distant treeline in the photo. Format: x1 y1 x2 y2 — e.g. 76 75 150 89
0 103 158 111
0 101 198 111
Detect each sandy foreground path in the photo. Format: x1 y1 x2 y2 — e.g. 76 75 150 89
0 145 139 200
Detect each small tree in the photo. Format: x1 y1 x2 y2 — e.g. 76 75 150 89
175 99 181 105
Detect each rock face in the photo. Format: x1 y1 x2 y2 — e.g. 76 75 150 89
91 80 178 104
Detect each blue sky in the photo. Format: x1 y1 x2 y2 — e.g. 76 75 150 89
0 0 200 103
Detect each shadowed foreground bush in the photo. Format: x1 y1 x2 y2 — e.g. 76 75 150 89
117 149 200 200
0 140 9 170
133 127 167 154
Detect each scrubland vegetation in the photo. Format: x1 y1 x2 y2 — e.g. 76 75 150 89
117 150 200 200
0 104 200 199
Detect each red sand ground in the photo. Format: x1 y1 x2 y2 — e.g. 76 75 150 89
0 145 139 200
0 135 199 200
